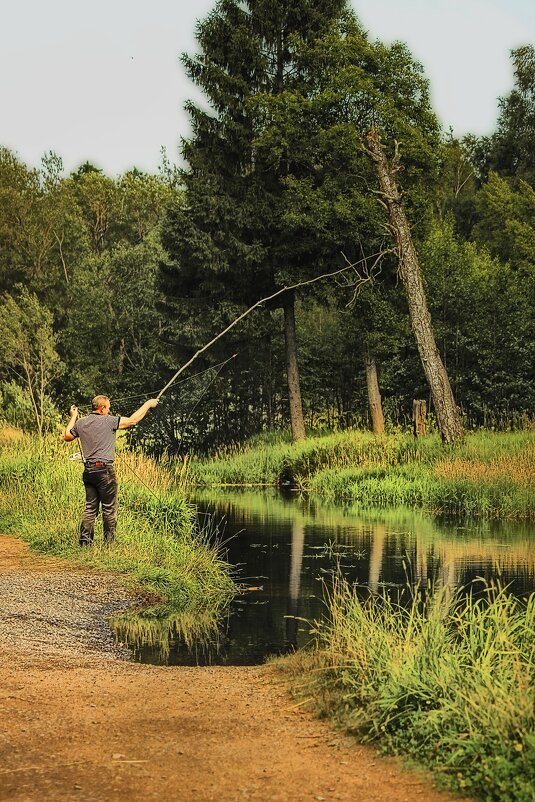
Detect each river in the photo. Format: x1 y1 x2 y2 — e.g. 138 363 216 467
109 488 535 665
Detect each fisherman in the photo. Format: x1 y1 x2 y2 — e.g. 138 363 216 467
64 395 159 546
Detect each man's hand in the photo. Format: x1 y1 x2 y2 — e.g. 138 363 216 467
64 405 78 441
147 399 159 409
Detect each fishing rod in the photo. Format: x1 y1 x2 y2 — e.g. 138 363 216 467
155 250 385 400
72 251 382 413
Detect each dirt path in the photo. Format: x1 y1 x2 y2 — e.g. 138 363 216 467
0 535 470 802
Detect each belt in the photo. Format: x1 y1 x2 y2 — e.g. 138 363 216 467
85 461 113 468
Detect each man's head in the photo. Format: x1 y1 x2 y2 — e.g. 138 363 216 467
91 395 111 415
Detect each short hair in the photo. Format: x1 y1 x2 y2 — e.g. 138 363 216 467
91 395 110 411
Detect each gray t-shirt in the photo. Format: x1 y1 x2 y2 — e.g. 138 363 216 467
71 413 121 463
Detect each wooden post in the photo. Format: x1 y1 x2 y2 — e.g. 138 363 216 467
413 399 427 437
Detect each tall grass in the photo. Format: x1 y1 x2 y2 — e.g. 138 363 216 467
0 433 235 611
281 576 535 801
187 429 535 519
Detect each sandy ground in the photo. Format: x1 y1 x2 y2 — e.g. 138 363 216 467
0 535 471 802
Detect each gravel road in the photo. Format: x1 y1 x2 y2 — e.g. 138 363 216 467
0 537 133 664
0 535 470 802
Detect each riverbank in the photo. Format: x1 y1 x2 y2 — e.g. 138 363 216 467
0 431 235 611
187 429 535 519
278 576 535 802
0 535 470 802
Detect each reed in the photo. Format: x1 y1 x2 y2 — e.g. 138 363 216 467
0 432 235 612
279 576 535 801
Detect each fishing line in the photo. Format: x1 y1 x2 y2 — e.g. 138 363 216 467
110 356 237 406
116 457 162 502
178 356 234 435
73 356 237 413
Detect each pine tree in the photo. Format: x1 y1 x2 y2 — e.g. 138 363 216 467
160 0 348 441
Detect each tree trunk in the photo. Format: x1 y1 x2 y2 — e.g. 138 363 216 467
365 129 463 443
282 290 306 441
365 352 385 434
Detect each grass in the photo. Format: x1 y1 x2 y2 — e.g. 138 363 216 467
187 429 535 519
278 576 535 802
0 432 236 612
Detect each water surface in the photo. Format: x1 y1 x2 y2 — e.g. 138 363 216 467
110 489 535 666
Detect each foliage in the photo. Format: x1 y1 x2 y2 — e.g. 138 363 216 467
0 288 64 435
421 220 535 419
488 45 535 185
0 381 60 434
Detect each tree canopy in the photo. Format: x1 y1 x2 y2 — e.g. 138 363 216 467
0 8 533 445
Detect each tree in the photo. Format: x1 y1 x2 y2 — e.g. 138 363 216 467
0 148 88 306
365 352 384 434
160 0 350 442
252 12 455 437
421 220 534 423
70 168 120 254
434 133 477 238
489 45 535 185
365 130 463 443
0 148 182 429
0 288 63 436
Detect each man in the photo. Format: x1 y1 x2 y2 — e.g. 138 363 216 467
64 395 159 546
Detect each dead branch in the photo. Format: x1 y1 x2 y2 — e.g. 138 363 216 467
338 245 392 307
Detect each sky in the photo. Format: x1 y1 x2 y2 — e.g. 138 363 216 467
1 0 534 176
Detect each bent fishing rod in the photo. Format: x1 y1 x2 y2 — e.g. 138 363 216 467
155 250 385 400
70 249 385 414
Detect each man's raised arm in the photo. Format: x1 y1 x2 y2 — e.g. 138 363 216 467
64 405 78 441
118 399 159 429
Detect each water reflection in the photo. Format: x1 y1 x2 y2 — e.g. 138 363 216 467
109 488 535 666
368 525 386 594
109 606 224 664
286 520 305 650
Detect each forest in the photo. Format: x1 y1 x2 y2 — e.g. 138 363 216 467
0 1 534 451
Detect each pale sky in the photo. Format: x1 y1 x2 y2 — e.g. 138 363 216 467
1 0 534 176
